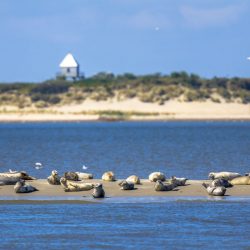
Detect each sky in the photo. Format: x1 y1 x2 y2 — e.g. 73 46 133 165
1 0 250 82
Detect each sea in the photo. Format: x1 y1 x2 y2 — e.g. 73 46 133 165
0 121 249 249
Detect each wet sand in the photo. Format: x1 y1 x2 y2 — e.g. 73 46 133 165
0 179 249 203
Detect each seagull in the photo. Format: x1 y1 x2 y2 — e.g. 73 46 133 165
34 162 43 170
82 165 88 170
9 169 18 174
247 57 250 60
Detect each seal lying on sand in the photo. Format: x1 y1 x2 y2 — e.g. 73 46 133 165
47 170 61 185
208 172 241 181
92 183 105 198
0 171 36 180
119 180 135 190
75 172 93 180
154 180 177 191
202 183 226 196
102 171 116 181
64 172 79 181
170 176 187 186
0 171 36 185
60 177 94 192
126 175 140 184
211 178 233 188
149 172 166 182
0 176 22 185
14 179 38 193
230 176 250 185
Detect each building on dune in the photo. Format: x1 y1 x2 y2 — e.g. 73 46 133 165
58 53 82 80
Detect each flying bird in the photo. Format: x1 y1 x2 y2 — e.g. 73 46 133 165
247 57 250 60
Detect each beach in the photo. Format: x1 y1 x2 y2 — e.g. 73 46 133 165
0 179 249 203
0 99 250 122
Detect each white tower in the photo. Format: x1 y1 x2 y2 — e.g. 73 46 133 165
59 53 79 79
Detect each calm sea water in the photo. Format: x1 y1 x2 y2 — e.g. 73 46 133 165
0 121 250 249
0 121 250 179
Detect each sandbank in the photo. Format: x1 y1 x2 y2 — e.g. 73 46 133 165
0 179 249 203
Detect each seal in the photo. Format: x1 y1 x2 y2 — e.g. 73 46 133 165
102 171 116 181
230 176 250 185
208 172 241 181
14 179 38 193
211 178 233 188
126 175 140 184
170 176 187 186
149 172 166 182
92 183 105 198
64 172 79 181
0 176 21 185
202 183 226 196
154 180 177 191
0 171 36 180
119 180 135 190
75 172 93 180
47 170 61 185
60 177 94 192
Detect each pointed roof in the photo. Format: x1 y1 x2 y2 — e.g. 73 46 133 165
59 53 79 68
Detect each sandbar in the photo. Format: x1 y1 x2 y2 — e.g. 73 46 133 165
0 179 249 203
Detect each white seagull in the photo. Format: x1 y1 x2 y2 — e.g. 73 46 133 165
82 165 88 170
35 162 43 170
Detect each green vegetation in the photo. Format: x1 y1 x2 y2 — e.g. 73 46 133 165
0 72 250 108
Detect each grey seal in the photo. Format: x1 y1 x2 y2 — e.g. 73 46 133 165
118 180 134 190
171 176 188 186
60 177 94 192
202 183 226 196
102 171 116 181
75 172 93 180
14 180 38 193
149 172 166 182
64 172 79 181
154 180 177 191
208 172 241 181
211 178 233 188
47 170 61 185
92 183 105 198
230 176 250 185
126 175 140 184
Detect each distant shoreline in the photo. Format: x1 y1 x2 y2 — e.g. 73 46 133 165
0 117 250 123
0 99 249 122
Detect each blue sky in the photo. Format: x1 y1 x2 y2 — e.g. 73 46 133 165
1 0 250 82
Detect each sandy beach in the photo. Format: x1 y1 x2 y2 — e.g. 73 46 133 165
0 179 249 203
0 99 250 122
